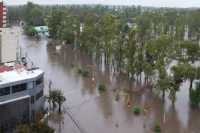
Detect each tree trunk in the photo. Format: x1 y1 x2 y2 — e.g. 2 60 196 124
162 89 165 97
190 80 193 89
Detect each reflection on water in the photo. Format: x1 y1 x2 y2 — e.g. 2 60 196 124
17 26 200 133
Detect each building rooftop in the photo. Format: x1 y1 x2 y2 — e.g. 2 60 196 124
0 63 44 85
34 26 49 32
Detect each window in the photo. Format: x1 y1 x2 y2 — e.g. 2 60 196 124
0 87 10 96
28 82 34 89
31 96 34 104
36 90 43 101
12 83 27 93
36 77 43 86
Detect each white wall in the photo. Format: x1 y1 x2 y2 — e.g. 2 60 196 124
0 28 19 63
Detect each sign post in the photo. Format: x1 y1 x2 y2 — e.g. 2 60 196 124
144 110 147 120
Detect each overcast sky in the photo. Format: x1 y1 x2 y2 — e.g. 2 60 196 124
2 0 200 8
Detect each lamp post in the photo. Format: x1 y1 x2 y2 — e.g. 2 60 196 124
163 111 166 123
86 65 94 82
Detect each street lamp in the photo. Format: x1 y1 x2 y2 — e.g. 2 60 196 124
86 65 94 82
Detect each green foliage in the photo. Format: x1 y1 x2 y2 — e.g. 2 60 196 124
71 62 75 67
6 24 12 28
23 62 27 66
180 40 200 63
14 111 55 133
77 68 89 76
14 124 30 133
133 107 140 114
154 124 161 132
36 35 40 40
25 26 35 36
21 57 25 62
189 82 200 107
45 89 66 106
78 68 83 74
82 70 89 77
98 83 105 90
47 41 53 48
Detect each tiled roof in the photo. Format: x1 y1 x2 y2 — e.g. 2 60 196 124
14 64 29 70
0 64 29 73
0 65 13 73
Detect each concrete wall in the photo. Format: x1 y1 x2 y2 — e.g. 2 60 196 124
0 28 19 63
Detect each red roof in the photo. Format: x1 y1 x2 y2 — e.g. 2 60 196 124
0 64 29 73
0 65 14 73
14 64 29 70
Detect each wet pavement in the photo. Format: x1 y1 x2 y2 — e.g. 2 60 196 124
18 26 200 133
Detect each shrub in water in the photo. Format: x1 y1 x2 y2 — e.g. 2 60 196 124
71 63 75 67
82 70 89 76
47 41 53 47
78 68 83 74
154 124 161 132
133 108 140 114
98 84 105 90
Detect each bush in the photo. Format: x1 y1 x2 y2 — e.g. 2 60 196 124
6 24 12 28
71 63 75 67
133 108 140 114
21 57 25 62
98 84 105 90
82 70 89 76
47 41 53 48
154 124 161 132
27 27 35 36
78 68 83 74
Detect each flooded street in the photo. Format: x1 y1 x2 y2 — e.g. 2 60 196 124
18 26 200 133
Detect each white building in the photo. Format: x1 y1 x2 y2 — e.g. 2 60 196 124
0 28 19 63
0 63 45 132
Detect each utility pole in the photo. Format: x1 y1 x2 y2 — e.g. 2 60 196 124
58 93 61 114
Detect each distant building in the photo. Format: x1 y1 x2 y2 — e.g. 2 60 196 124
0 1 6 28
34 26 49 37
0 62 45 132
19 20 26 26
0 28 19 63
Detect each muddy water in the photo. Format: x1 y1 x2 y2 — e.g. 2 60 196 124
18 26 200 133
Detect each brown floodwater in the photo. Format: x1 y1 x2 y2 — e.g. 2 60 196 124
18 26 200 133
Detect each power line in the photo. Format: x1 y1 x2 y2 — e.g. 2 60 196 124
62 104 86 133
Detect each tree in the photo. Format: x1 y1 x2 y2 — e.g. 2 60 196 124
45 89 66 107
180 40 200 63
189 82 200 107
30 6 45 26
184 63 197 89
14 124 30 133
136 11 152 50
60 13 75 45
145 35 176 97
47 10 65 41
98 13 118 64
14 111 55 133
